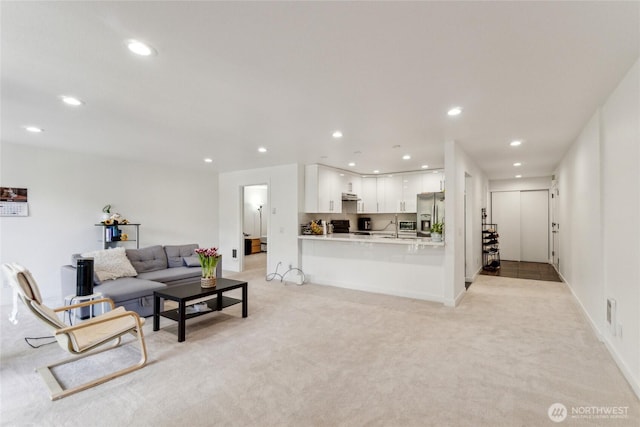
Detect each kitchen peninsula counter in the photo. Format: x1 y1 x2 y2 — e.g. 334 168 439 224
298 233 444 246
299 233 446 303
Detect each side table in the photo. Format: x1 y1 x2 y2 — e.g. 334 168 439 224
63 292 106 324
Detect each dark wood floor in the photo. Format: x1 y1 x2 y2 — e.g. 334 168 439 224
480 261 562 282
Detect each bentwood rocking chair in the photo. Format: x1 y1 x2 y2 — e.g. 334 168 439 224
2 263 148 400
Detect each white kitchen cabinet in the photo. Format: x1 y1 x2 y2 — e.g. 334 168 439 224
377 173 422 213
422 171 445 192
375 176 396 213
360 177 378 213
398 173 422 213
305 165 362 213
305 165 343 213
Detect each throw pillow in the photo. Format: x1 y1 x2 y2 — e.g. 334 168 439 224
81 247 138 282
183 256 201 267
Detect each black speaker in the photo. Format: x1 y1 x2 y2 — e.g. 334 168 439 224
76 257 94 297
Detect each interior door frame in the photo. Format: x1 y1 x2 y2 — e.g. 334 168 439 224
551 181 560 270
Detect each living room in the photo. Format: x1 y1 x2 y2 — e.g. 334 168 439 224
1 2 639 425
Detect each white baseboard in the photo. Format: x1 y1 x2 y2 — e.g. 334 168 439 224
561 273 640 400
602 336 640 400
444 288 467 307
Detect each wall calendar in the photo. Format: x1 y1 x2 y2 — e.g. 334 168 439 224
0 187 29 217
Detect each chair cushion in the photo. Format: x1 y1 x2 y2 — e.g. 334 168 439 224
14 267 43 303
126 245 168 273
31 301 66 329
164 244 198 268
81 247 138 282
65 307 145 352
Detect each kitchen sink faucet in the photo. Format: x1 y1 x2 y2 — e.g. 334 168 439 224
394 214 399 238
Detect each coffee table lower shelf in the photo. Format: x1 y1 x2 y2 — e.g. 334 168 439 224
158 296 241 322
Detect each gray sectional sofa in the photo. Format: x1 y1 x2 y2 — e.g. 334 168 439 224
61 244 222 317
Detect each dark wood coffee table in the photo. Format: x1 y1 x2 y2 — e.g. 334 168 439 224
153 278 248 342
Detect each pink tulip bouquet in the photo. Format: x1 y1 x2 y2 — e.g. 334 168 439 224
194 247 220 278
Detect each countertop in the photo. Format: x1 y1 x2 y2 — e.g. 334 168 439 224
298 233 445 246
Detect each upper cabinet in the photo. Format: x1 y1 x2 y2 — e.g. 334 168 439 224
398 173 422 212
369 172 435 214
360 177 377 213
305 164 444 214
305 165 360 213
422 171 445 192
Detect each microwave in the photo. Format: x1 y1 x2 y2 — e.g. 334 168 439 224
398 221 417 231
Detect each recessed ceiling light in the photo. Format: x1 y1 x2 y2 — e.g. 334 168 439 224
126 40 156 56
204 158 213 163
402 154 411 160
421 165 429 169
433 170 439 174
447 106 462 116
513 162 522 167
348 162 356 167
24 126 43 133
60 96 83 106
373 170 380 174
339 173 345 177
515 175 522 178
258 147 267 153
332 130 343 139
510 140 522 147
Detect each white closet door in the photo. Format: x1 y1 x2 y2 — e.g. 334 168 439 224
520 190 549 263
492 191 521 261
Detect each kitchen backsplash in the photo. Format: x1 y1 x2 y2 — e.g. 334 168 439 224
299 212 415 233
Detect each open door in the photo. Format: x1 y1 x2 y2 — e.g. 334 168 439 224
242 184 268 273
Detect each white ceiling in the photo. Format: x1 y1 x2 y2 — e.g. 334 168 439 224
2 1 638 179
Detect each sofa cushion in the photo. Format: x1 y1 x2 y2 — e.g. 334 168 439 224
183 255 201 267
95 277 167 303
126 245 168 273
137 266 201 283
81 247 137 282
164 244 198 268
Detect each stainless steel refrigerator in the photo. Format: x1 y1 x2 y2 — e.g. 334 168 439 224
416 192 445 237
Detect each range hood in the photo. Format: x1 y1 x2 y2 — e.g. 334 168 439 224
341 192 360 201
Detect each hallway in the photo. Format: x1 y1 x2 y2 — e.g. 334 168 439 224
480 261 562 282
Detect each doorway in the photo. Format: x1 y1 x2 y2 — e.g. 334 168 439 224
464 173 474 283
242 184 268 273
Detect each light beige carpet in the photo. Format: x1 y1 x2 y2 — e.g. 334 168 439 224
1 270 638 426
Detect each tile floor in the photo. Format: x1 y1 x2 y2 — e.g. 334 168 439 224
480 260 562 282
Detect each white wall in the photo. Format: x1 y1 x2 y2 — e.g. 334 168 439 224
489 176 552 192
444 140 489 305
0 143 219 302
600 58 640 396
218 164 302 274
555 58 639 397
